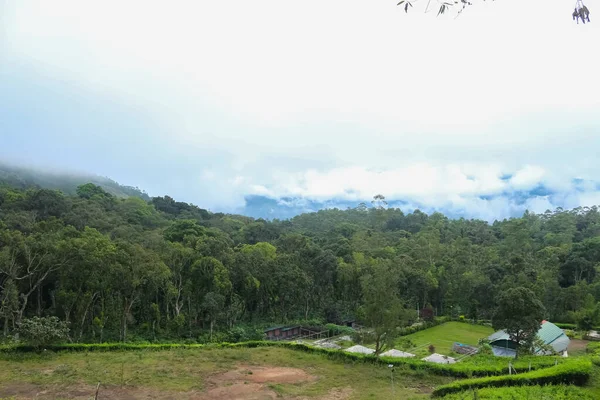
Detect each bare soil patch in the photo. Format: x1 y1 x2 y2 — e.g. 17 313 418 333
0 364 332 400
202 365 316 399
212 365 315 384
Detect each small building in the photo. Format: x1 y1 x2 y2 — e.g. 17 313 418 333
488 320 570 357
264 325 301 340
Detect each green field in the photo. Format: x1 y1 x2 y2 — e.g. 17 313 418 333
399 322 494 358
0 346 451 400
2 322 599 399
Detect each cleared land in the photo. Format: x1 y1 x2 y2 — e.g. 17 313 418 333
0 347 452 400
399 322 494 358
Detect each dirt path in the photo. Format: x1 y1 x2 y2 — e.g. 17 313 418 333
568 338 589 355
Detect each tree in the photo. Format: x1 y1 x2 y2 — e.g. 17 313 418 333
76 183 110 200
358 260 404 355
17 316 70 350
492 287 546 358
398 0 475 18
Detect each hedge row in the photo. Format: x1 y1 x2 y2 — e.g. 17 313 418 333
0 340 566 379
432 358 592 397
553 322 600 331
439 384 594 400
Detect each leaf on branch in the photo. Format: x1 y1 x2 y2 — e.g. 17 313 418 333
397 1 405 5
438 4 446 16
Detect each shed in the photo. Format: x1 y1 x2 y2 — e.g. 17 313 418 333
264 325 301 340
488 320 570 357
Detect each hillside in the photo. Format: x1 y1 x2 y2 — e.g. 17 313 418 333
0 162 149 200
1 171 600 343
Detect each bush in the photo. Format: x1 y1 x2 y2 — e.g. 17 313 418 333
586 342 600 354
325 323 355 337
564 329 575 339
225 326 265 343
396 337 414 350
17 317 70 350
440 385 594 400
432 359 592 397
554 322 577 330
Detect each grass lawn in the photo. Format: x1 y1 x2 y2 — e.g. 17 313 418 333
0 346 452 400
399 322 494 358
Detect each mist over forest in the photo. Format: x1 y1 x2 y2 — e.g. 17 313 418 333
1 164 599 342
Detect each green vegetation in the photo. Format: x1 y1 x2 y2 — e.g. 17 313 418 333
0 340 569 378
16 317 69 350
440 385 595 400
357 260 406 355
432 358 592 397
0 162 149 200
399 322 494 357
2 174 600 348
492 287 546 358
0 346 452 399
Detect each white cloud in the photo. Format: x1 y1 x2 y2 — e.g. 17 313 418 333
256 164 512 202
509 165 546 190
3 1 600 221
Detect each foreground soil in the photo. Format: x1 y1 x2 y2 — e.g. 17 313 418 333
0 347 448 399
0 365 350 400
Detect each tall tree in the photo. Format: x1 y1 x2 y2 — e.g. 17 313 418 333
358 260 404 355
492 287 546 358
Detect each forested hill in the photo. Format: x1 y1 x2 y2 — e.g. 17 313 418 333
1 180 600 343
0 163 149 200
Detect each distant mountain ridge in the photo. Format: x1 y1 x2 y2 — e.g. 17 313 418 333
0 162 150 200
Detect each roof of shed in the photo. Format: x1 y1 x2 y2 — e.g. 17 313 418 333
488 321 570 352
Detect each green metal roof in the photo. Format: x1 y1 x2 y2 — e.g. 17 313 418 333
488 321 570 353
537 321 565 346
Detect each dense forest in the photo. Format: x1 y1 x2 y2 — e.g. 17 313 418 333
1 178 600 343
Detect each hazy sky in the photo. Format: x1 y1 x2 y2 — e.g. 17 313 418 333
1 1 599 221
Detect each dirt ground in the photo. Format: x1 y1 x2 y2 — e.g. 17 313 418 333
568 338 589 355
0 365 353 400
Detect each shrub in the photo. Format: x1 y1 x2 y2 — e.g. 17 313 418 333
432 359 592 397
440 385 594 400
564 329 575 339
554 322 577 329
225 327 265 343
397 337 414 350
428 344 436 354
17 317 70 350
325 323 355 337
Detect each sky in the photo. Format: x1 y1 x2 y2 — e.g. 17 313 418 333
1 0 600 222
